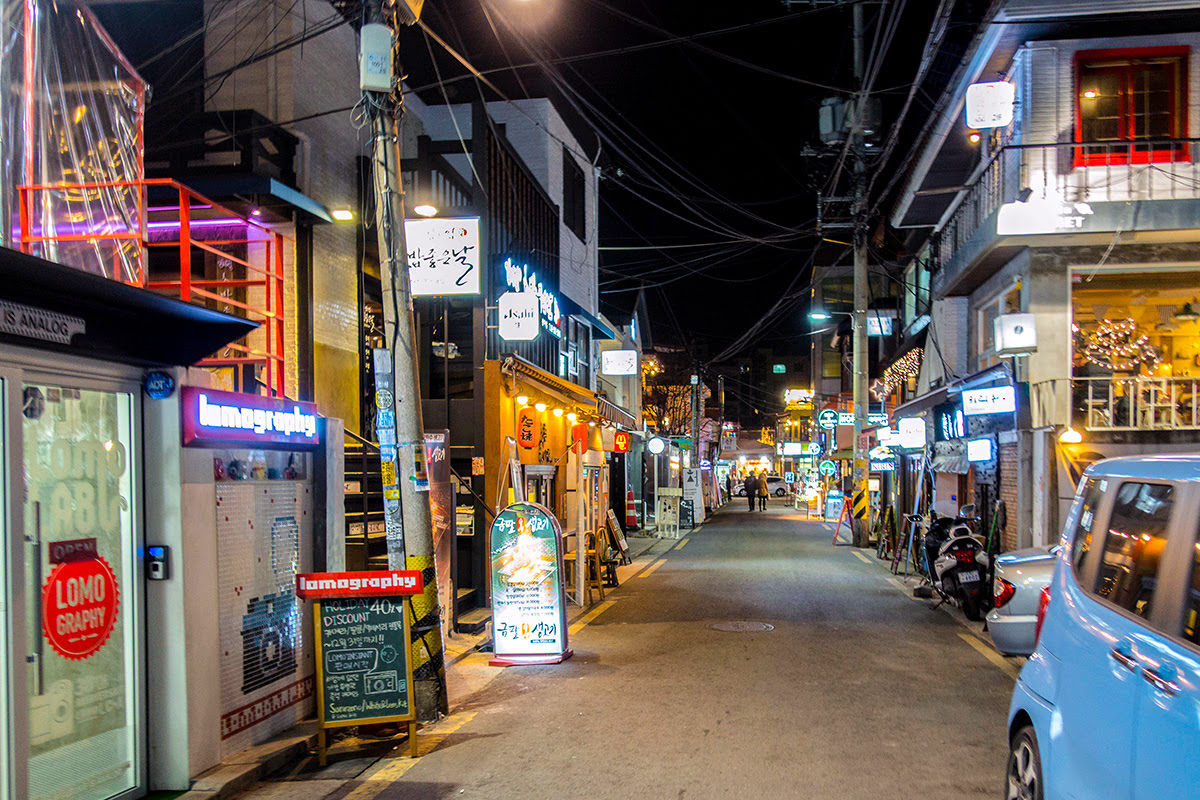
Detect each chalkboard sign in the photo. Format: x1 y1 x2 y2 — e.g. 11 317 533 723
680 499 695 529
315 596 413 725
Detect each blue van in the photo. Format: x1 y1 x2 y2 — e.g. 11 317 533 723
1007 455 1200 800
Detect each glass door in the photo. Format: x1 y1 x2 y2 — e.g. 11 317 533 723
22 381 140 800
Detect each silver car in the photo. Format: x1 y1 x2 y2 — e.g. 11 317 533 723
985 545 1060 656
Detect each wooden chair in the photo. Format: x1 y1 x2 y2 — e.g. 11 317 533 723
563 532 606 605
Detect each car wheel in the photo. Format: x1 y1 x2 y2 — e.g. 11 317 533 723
1006 725 1043 800
775 488 786 496
736 489 745 497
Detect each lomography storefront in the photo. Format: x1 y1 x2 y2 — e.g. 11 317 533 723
0 247 342 799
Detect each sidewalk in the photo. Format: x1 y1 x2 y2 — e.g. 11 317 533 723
174 533 678 800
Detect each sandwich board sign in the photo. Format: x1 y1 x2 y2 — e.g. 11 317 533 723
488 501 572 666
296 570 424 764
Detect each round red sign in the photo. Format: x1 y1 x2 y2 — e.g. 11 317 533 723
42 556 120 661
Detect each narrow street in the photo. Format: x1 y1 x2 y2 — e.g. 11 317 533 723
307 502 1015 800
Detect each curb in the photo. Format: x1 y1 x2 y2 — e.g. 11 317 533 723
179 726 317 799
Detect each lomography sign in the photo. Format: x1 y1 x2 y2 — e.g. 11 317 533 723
488 501 572 666
181 386 320 449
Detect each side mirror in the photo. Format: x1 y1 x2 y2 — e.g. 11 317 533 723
959 503 976 517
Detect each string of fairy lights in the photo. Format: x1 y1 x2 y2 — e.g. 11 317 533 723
1080 318 1162 372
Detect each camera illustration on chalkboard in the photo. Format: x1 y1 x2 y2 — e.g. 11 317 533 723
241 592 298 693
364 671 398 695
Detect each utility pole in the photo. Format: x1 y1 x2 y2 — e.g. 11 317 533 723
362 1 447 720
690 368 701 467
850 1 871 548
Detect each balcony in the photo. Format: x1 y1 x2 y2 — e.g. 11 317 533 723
930 139 1200 294
1031 376 1200 433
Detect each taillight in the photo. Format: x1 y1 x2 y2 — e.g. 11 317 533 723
994 577 1016 608
954 549 976 565
1034 585 1052 645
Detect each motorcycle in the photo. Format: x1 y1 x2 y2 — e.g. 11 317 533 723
909 504 990 621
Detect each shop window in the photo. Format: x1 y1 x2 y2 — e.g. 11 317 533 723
1075 47 1189 166
563 148 587 242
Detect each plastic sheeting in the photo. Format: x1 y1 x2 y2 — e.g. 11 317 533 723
1 0 146 283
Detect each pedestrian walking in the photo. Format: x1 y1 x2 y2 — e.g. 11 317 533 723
757 472 768 511
743 474 756 511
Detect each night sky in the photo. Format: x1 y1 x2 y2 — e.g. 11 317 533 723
399 0 970 360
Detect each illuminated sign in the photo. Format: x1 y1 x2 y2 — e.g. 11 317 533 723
296 570 424 599
517 408 537 449
182 387 320 448
868 444 894 462
601 349 639 376
867 315 895 336
614 431 631 453
997 198 1094 236
877 427 900 446
995 313 1037 357
967 437 994 462
962 386 1016 416
781 441 822 456
502 258 561 338
773 364 786 374
837 411 889 427
405 217 481 296
498 292 539 341
871 461 896 472
897 417 926 449
647 437 666 455
965 81 1014 129
818 409 839 430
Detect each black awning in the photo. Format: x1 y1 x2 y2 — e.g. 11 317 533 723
0 246 258 367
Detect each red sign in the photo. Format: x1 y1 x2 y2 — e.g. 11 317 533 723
614 431 631 453
42 556 119 661
48 537 98 564
517 408 537 449
295 570 424 599
181 386 321 449
571 423 589 455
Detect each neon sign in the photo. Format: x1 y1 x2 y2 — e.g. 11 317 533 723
502 258 562 339
182 387 321 448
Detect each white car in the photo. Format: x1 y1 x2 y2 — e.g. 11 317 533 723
735 475 788 497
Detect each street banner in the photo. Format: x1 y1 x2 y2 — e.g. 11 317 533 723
488 502 572 666
682 468 705 524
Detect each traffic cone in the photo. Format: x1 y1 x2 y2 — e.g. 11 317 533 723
626 489 638 530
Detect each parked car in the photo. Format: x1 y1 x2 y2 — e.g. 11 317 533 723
986 545 1059 656
1008 455 1200 800
734 475 788 497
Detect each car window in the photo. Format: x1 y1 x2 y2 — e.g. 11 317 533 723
1070 478 1104 582
1183 537 1200 645
1094 482 1174 620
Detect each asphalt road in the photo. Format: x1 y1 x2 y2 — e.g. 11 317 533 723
319 501 1015 800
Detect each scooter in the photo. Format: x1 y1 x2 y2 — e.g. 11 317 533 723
909 504 990 621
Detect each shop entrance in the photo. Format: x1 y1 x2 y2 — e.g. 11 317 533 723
523 465 557 516
11 361 145 800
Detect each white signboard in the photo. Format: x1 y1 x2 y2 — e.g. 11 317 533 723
838 411 889 427
867 315 895 336
498 292 539 341
995 313 1037 356
967 437 994 462
962 386 1017 416
682 468 706 525
601 349 639 376
965 81 1015 129
405 217 481 296
897 417 926 449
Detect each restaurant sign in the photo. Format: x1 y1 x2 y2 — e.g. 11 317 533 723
489 501 572 666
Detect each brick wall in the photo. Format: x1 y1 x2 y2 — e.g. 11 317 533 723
999 442 1019 552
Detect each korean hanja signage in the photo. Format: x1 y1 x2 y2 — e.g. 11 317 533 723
404 217 481 296
181 386 321 449
488 502 572 666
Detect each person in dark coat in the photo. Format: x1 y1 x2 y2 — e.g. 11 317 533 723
743 474 756 511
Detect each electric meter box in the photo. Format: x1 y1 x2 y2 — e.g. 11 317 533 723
359 24 393 93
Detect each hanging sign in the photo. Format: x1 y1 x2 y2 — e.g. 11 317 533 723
613 431 631 453
489 502 572 666
501 258 562 338
498 292 539 341
818 459 838 477
962 386 1017 416
42 555 120 661
600 350 639 376
405 217 481 296
818 409 839 430
965 81 1015 129
181 386 320 449
517 408 537 449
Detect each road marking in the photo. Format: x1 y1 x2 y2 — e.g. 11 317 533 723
342 712 478 799
639 558 667 578
676 538 689 550
958 633 1021 681
569 600 616 634
852 550 873 565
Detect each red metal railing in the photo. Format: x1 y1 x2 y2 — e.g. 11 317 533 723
17 178 287 397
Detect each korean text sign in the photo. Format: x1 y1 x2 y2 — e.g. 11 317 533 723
405 217 481 296
489 502 571 665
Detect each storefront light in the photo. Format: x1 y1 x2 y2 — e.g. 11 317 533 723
516 394 529 405
1059 427 1083 444
552 407 563 417
566 412 577 422
535 402 547 413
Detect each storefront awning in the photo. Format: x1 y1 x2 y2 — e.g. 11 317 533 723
0 246 258 367
931 453 971 475
829 447 854 461
596 396 636 429
501 353 597 409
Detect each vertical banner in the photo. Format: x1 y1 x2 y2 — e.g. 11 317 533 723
488 502 572 666
423 431 453 637
682 468 706 524
372 348 406 567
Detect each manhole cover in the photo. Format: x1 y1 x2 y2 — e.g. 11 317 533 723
709 621 774 633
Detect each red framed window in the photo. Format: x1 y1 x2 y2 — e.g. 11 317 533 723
1074 46 1189 167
